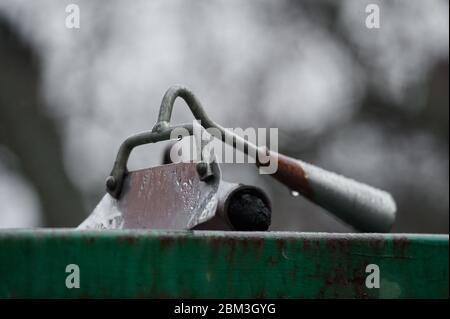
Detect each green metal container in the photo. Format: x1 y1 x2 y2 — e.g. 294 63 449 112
0 229 447 298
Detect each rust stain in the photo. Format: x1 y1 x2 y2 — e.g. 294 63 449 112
208 237 238 263
326 237 353 254
205 237 267 265
254 291 267 299
258 151 313 199
84 237 96 245
319 266 369 299
351 269 369 299
119 235 138 246
276 239 288 252
302 238 319 251
368 237 386 253
159 236 176 249
393 237 411 256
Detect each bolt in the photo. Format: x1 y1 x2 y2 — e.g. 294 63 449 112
196 162 210 181
106 176 116 190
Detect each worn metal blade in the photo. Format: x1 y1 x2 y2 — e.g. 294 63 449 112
78 163 220 230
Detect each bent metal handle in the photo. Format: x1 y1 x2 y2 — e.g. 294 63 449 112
106 124 194 198
259 151 396 232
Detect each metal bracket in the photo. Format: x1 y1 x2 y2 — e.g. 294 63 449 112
106 86 233 199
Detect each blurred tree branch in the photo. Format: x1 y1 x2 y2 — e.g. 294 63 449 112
0 19 86 226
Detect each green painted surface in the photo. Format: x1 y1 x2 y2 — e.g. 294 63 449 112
0 229 448 298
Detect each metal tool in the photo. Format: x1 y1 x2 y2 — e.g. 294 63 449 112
79 120 271 231
79 85 396 232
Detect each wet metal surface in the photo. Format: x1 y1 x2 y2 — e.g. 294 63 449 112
119 163 218 229
0 230 447 298
81 163 220 230
80 162 272 231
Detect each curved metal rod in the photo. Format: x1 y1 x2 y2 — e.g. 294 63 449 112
152 85 261 157
106 124 193 198
153 86 215 131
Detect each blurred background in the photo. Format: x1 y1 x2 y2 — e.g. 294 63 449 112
0 0 448 233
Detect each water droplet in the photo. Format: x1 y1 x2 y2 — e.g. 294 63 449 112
290 190 300 197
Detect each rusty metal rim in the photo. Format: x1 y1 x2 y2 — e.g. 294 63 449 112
1 228 448 241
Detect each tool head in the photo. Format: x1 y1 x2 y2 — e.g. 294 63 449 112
79 161 272 231
79 162 220 230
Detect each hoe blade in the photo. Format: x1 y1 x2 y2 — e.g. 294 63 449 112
78 163 219 230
